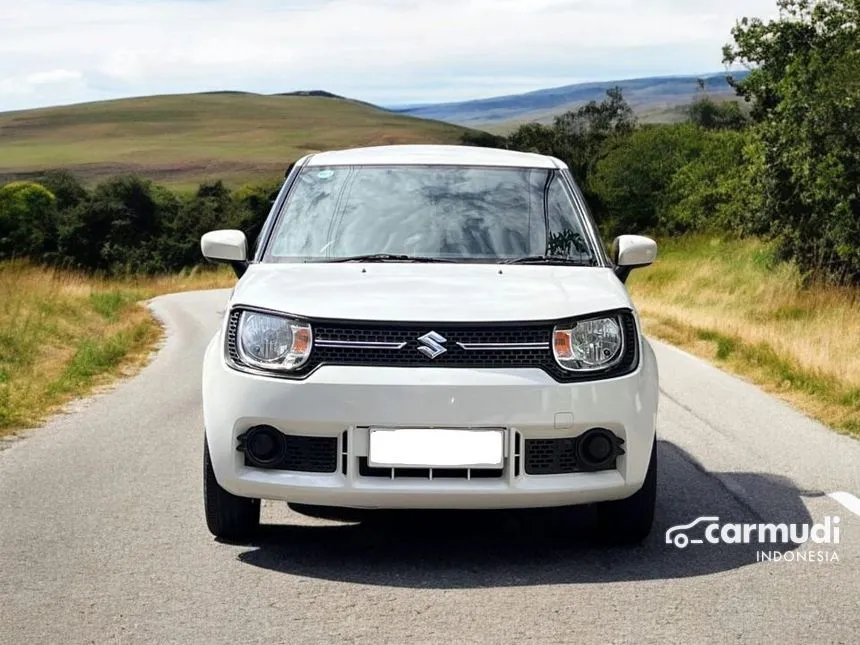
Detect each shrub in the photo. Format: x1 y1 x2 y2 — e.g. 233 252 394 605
57 176 180 274
37 170 88 213
157 180 241 271
663 129 755 234
0 182 58 260
589 123 707 235
460 130 507 149
688 97 747 131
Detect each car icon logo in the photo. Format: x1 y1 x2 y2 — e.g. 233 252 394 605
665 516 720 549
417 331 448 359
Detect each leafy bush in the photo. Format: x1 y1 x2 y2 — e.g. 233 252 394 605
158 181 240 270
0 182 58 260
57 176 180 273
37 170 89 213
663 129 756 234
460 130 507 149
688 97 747 131
589 123 707 235
2 172 283 275
506 123 557 155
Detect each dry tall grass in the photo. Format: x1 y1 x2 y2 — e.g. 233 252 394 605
629 236 860 437
0 262 234 435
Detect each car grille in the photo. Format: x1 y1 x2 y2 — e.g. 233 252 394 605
357 457 504 480
238 431 618 477
226 310 639 383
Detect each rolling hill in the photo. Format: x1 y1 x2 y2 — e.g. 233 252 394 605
0 93 468 189
394 72 748 130
0 73 749 188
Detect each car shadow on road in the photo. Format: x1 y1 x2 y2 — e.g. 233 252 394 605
235 440 814 588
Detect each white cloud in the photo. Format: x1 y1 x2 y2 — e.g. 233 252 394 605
0 69 84 97
26 70 83 85
0 0 779 110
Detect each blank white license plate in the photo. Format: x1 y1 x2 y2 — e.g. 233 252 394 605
368 428 505 468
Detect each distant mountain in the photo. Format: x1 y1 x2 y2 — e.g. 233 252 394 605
393 72 749 128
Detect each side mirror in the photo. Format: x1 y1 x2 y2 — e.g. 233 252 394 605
611 235 657 283
201 230 248 278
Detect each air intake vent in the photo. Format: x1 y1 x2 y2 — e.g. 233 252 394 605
357 458 503 480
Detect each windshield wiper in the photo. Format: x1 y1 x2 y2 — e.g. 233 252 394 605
502 256 597 266
323 253 455 263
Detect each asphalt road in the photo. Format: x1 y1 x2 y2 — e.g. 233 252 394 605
2 289 859 645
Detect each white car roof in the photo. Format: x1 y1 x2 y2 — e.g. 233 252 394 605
306 145 562 169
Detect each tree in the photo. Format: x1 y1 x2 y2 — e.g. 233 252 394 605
37 170 88 213
505 123 557 155
688 97 747 131
688 77 747 130
159 180 242 270
57 176 179 273
663 129 756 233
723 0 860 282
0 182 58 260
460 130 507 149
590 124 707 235
551 87 637 182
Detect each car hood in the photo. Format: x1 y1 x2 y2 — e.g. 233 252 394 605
230 263 633 322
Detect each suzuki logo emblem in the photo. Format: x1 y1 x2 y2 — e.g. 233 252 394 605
417 331 448 359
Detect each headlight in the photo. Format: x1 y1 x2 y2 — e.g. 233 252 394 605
553 316 624 371
236 311 312 372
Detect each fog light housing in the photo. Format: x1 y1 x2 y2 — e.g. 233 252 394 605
575 428 624 471
240 426 286 468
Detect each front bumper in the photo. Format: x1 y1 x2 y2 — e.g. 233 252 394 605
202 337 659 509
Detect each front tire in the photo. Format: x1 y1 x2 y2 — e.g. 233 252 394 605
595 438 657 544
204 437 260 541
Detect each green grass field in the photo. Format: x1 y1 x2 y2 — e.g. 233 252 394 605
0 93 469 189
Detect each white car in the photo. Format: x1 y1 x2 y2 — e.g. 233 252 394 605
200 145 659 544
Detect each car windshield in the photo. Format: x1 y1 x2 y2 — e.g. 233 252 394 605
264 164 598 264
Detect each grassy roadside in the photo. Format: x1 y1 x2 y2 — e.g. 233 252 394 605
0 261 235 437
628 236 860 438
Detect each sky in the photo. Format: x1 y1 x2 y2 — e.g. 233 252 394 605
0 0 778 112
